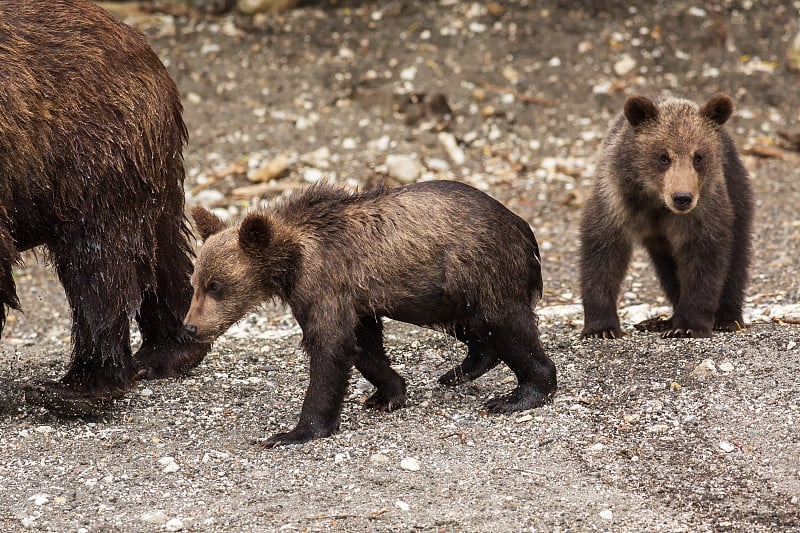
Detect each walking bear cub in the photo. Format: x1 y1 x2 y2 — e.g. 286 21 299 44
1 0 209 415
580 94 754 339
185 180 557 447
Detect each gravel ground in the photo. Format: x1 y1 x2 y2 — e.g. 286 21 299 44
2 1 800 531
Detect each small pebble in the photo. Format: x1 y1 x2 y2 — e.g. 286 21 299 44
165 518 184 532
599 509 613 520
370 454 390 465
718 361 734 372
140 511 169 525
689 359 716 380
29 494 49 506
159 457 180 474
395 500 410 511
302 168 324 183
385 154 422 183
334 452 349 464
719 441 736 453
400 457 420 471
614 54 637 76
438 132 465 165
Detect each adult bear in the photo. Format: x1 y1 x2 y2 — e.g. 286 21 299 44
0 0 209 414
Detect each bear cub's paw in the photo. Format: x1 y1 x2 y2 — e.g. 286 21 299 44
262 425 336 448
134 340 211 380
484 385 554 414
363 388 407 412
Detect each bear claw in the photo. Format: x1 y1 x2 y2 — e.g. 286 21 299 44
363 389 407 412
661 328 712 339
581 328 625 339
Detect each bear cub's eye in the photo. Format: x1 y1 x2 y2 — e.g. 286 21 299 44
692 154 703 168
658 154 671 167
207 280 222 295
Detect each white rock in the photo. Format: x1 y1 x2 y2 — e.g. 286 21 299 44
159 457 180 474
400 66 417 81
599 509 613 520
334 452 349 464
592 80 613 94
719 440 736 453
424 157 450 172
29 494 49 506
302 168 324 183
35 425 54 434
166 518 184 532
192 189 225 207
141 511 169 525
368 135 391 152
718 361 734 372
139 388 153 397
385 154 422 183
787 32 800 72
690 359 716 380
369 453 390 465
300 146 331 169
400 457 420 471
614 54 637 76
469 22 487 33
395 500 410 511
237 0 299 15
200 43 221 55
438 132 465 165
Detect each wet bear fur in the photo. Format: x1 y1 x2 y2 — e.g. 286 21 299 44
579 94 754 339
185 180 557 447
0 0 209 414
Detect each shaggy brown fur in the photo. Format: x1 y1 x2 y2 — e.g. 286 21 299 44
186 181 557 447
579 94 754 339
0 0 209 415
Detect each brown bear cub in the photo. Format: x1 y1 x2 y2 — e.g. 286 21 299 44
185 180 557 447
580 94 753 339
1 0 209 414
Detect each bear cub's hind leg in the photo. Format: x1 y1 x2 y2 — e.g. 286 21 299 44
482 310 556 413
438 324 500 386
353 317 407 412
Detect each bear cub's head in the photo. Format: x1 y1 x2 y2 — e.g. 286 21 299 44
184 207 298 343
623 93 734 215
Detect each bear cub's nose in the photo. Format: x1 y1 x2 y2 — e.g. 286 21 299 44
671 192 693 211
184 323 197 335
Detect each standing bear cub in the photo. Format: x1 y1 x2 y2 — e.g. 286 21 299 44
580 94 753 339
185 181 557 447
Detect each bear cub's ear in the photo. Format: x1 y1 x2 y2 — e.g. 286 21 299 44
192 206 226 240
623 95 659 127
700 93 733 126
238 214 272 257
